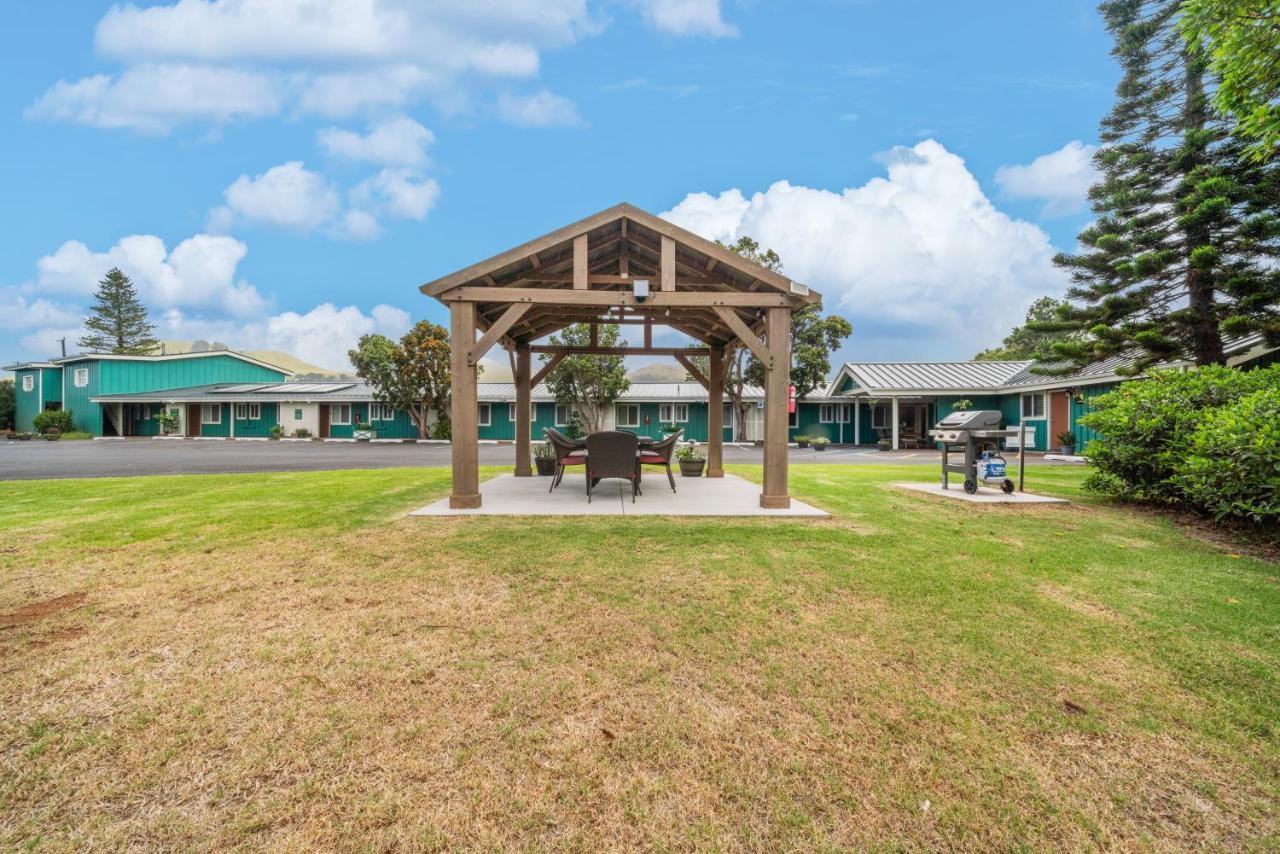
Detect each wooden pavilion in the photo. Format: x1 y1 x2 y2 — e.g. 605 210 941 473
420 203 821 510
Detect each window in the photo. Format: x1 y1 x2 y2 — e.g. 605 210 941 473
839 404 852 423
294 408 303 421
21 375 33 392
234 402 261 420
508 402 535 422
615 403 639 428
819 403 835 424
658 403 689 423
477 403 491 426
73 368 89 388
370 402 394 421
200 404 222 425
555 404 571 426
872 404 891 430
331 403 352 425
1021 393 1046 419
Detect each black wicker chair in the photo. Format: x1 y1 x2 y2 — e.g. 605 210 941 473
585 430 639 503
543 428 586 492
638 429 682 493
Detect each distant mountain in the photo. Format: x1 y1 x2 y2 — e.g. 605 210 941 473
628 363 689 382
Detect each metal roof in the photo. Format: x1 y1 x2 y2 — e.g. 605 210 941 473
839 361 1033 393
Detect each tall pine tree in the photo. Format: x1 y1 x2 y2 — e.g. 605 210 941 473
78 267 159 354
1044 0 1280 373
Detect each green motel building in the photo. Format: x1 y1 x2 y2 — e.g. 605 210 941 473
7 335 1275 446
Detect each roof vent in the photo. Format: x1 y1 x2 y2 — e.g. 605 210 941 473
789 280 809 296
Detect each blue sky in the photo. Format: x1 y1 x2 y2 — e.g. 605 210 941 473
1 1 1117 372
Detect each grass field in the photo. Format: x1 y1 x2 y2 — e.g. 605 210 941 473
1 464 1277 850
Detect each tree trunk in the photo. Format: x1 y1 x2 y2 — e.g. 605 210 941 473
1182 50 1226 366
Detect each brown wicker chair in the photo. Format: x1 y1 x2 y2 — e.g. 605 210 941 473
543 428 586 492
585 430 639 503
638 429 682 493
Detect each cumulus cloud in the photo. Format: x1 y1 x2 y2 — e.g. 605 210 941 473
496 90 583 127
350 169 441 220
26 64 282 133
661 139 1069 360
318 114 434 167
995 140 1099 217
213 161 341 233
640 0 737 37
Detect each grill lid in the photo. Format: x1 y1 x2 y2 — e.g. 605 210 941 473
934 410 1003 431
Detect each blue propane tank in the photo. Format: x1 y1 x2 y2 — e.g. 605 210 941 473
977 451 1006 481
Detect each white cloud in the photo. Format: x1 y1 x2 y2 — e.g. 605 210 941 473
995 140 1099 217
496 90 583 127
26 64 281 133
661 139 1069 360
640 0 737 37
160 302 413 371
217 161 341 233
318 115 434 167
350 169 440 220
331 209 384 242
29 233 268 317
0 294 82 332
299 65 441 118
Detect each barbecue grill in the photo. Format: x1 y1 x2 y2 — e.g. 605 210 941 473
928 410 1016 494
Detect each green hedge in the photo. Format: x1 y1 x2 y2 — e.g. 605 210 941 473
1080 364 1280 534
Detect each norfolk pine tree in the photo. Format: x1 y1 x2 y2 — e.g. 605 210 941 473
78 267 159 354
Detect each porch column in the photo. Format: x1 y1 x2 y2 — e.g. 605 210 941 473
760 307 791 509
449 301 481 509
854 400 861 445
891 397 900 450
514 344 532 477
706 346 724 478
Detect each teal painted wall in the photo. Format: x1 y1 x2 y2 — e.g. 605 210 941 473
327 402 368 439
197 404 231 437
1069 383 1118 454
789 401 854 443
14 369 40 431
367 406 419 439
41 368 62 408
126 403 162 437
97 354 286 394
231 402 278 438
61 360 102 434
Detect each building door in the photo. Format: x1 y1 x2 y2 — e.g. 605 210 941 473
1049 391 1069 448
319 405 330 439
187 404 201 438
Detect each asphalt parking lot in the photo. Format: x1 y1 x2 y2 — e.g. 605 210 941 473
0 437 1068 481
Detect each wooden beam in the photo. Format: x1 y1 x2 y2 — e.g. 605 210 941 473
705 257 717 274
530 352 565 387
528 252 542 271
573 234 588 290
760 306 791 509
589 322 598 347
644 319 652 348
674 354 709 390
660 235 675 292
467 303 530 365
512 273 724 287
530 346 709 357
514 346 532 477
713 306 771 365
441 287 796 308
449 302 481 509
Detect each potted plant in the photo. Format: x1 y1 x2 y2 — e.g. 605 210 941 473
270 424 284 440
533 441 556 476
876 430 892 451
353 424 376 442
812 436 830 452
661 423 681 435
16 431 32 441
676 442 706 477
795 434 810 449
42 427 61 441
157 409 181 436
1057 430 1077 455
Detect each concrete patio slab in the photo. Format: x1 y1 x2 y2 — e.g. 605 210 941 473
893 481 1068 504
410 473 829 517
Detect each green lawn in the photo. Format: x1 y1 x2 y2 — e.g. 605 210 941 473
1 464 1276 850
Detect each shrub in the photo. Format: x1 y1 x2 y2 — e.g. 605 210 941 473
156 410 180 435
270 424 284 439
34 409 75 434
1172 386 1280 531
431 417 451 440
60 431 93 440
1079 365 1278 502
676 442 704 462
294 427 313 439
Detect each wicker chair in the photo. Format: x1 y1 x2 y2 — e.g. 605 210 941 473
543 428 586 492
638 429 682 493
585 430 640 503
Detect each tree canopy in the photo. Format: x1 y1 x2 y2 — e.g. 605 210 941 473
0 378 14 431
541 324 630 434
348 320 452 439
78 267 159 355
974 297 1076 361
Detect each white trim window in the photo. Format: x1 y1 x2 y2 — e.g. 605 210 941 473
1021 393 1046 419
22 374 34 392
839 404 852 423
555 404 571 426
331 403 352 425
819 403 836 424
615 403 640 428
73 368 89 388
477 403 491 426
369 402 394 421
200 404 222 425
234 403 261 420
872 404 891 430
658 402 688 423
508 402 536 422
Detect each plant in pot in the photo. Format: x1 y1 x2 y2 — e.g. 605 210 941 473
676 442 706 477
533 441 556 476
157 409 180 436
795 434 810 449
270 424 284 440
812 436 830 452
661 423 681 435
1057 430 1077 455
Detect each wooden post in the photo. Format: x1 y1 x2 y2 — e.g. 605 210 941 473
707 346 725 478
449 301 481 508
514 344 532 477
760 307 790 508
